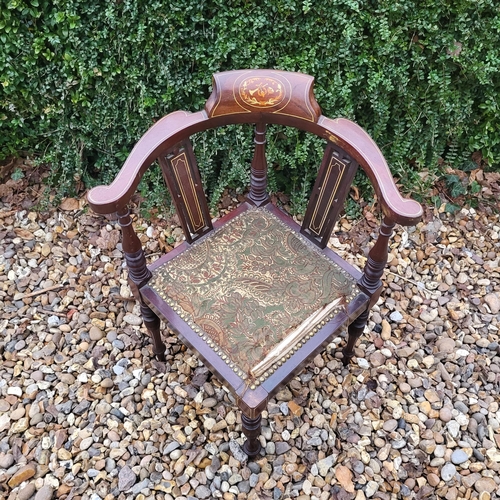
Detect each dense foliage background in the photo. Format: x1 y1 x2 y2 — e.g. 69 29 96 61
1 0 499 210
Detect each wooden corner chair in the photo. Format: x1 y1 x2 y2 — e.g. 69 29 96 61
87 69 422 457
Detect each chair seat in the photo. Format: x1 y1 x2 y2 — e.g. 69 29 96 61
145 207 359 381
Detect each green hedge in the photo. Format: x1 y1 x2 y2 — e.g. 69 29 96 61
1 0 499 209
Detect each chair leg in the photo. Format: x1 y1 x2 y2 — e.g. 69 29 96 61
241 413 262 457
141 304 166 362
342 308 370 365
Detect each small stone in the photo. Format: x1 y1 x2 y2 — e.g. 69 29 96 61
316 454 336 477
447 420 460 438
275 442 291 455
0 453 15 468
249 473 259 488
365 481 379 498
369 351 386 367
454 401 469 414
451 450 468 465
10 406 26 420
302 479 312 495
400 383 411 393
397 346 415 358
441 463 456 482
80 437 93 450
195 485 212 499
440 407 453 423
7 386 22 397
312 414 326 427
484 293 500 314
424 389 440 403
390 311 403 322
276 387 293 402
89 326 104 341
420 308 438 323
288 401 303 417
203 417 216 431
35 485 54 500
436 337 455 354
17 483 36 500
357 358 369 369
475 477 497 493
381 319 391 340
123 314 142 326
229 440 248 463
118 465 137 491
383 419 398 432
8 464 37 488
428 473 440 487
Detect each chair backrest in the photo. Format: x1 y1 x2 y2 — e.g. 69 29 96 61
87 69 422 243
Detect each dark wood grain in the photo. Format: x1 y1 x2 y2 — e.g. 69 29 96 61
205 69 321 123
301 143 358 248
159 139 212 243
247 122 269 206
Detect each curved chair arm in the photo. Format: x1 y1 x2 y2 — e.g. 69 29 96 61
320 117 423 226
87 110 208 214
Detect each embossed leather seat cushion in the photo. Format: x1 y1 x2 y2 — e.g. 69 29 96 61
150 208 358 377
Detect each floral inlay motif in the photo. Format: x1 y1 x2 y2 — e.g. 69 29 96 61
239 77 286 108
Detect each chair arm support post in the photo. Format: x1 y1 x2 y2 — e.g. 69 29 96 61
117 207 152 294
358 217 395 305
247 122 269 206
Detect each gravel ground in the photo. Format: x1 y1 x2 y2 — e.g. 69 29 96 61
1 195 500 500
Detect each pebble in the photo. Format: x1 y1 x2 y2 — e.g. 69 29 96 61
475 477 497 493
8 464 36 488
34 485 54 500
389 311 403 322
484 293 500 314
17 483 36 500
123 313 142 326
436 337 455 353
439 407 453 423
451 449 468 465
118 465 137 491
0 453 14 468
441 463 457 481
89 326 104 341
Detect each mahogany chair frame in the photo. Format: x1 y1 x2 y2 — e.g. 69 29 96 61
88 70 422 457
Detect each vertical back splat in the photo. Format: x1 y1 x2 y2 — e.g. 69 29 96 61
159 140 213 243
301 143 358 248
247 122 269 206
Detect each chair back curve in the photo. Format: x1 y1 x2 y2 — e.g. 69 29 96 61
87 69 422 237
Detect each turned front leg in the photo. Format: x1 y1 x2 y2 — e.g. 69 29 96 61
344 216 395 364
241 413 262 457
117 207 167 361
342 308 370 365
